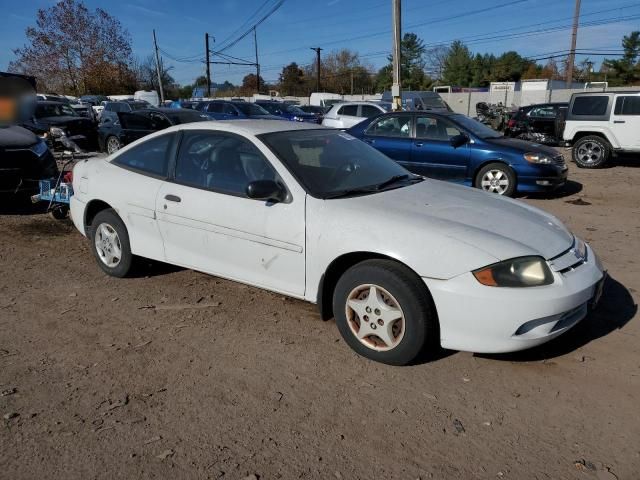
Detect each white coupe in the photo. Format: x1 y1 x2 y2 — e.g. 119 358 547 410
70 120 605 365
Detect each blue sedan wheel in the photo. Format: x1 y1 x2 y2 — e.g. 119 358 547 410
475 162 516 197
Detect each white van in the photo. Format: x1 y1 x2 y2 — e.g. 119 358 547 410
134 90 159 107
310 92 343 108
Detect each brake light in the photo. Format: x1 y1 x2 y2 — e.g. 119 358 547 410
507 118 516 128
63 171 73 183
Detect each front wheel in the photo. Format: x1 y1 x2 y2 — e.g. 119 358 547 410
105 135 121 154
333 259 438 365
572 136 610 168
474 162 516 197
89 209 133 277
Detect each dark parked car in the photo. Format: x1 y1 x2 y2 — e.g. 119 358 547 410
0 125 58 198
98 108 209 153
347 111 567 197
31 101 97 151
505 102 568 145
195 100 281 120
254 101 320 123
299 104 328 122
100 101 150 122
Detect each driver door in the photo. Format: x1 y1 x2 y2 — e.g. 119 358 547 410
156 130 306 296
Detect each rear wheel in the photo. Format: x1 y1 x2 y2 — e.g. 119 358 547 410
89 209 133 277
333 259 438 365
475 162 516 197
572 136 610 168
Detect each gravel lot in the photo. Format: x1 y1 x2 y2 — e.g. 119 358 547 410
1 153 639 479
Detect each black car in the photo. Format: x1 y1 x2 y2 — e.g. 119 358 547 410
505 102 568 145
0 125 58 198
30 101 97 151
98 108 209 153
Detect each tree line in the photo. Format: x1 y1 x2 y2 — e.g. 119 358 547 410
8 0 640 98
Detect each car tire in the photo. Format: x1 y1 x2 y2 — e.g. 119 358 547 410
572 136 610 168
332 259 438 365
89 209 133 278
474 162 516 197
105 135 121 154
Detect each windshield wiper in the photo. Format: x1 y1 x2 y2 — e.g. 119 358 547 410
324 187 378 199
376 174 422 190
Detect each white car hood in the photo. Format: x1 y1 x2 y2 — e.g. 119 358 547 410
332 179 573 262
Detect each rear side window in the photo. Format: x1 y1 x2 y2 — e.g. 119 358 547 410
366 115 412 137
528 106 556 118
360 105 382 118
572 96 609 116
112 133 173 178
207 103 223 113
338 105 359 116
614 96 640 115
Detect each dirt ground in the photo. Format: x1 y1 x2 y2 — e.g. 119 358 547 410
1 152 639 480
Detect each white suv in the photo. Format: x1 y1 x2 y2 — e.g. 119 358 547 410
563 91 640 168
322 102 391 129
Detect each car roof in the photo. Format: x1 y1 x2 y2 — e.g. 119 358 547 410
37 100 72 106
164 119 326 136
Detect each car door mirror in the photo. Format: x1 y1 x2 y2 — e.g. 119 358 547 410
246 180 285 203
450 134 469 149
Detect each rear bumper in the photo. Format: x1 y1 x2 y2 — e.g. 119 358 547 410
424 244 604 353
70 196 87 236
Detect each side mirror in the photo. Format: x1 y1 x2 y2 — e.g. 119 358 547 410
450 134 469 149
246 180 285 203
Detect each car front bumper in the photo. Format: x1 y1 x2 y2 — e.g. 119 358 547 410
424 243 605 353
517 167 568 193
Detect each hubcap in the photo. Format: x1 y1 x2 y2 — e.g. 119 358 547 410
107 137 120 154
481 169 509 194
576 142 602 164
345 284 405 352
94 223 122 268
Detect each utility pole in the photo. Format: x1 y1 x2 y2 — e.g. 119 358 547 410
311 47 322 92
205 33 211 97
350 70 354 95
253 27 260 94
391 0 402 111
153 29 165 103
566 0 581 87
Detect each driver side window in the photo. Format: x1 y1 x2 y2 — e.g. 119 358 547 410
174 131 280 197
366 115 412 137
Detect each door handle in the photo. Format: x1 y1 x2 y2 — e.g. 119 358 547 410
364 138 374 144
164 194 181 202
414 142 424 147
613 120 626 124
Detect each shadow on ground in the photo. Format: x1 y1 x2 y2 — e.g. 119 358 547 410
476 275 636 362
524 179 583 200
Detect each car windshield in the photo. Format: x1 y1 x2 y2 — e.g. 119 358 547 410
259 129 422 199
234 103 269 116
35 103 76 117
450 114 503 139
285 105 306 115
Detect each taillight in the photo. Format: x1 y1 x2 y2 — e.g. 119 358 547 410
507 119 516 128
63 171 73 183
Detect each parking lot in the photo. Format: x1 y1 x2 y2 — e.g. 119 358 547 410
0 153 637 479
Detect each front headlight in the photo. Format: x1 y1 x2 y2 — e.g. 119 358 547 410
573 236 588 262
50 126 66 138
473 256 554 287
523 152 552 164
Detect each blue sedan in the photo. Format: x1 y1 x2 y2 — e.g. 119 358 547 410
347 111 568 196
195 100 282 121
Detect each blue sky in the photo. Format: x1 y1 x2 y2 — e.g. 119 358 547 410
1 0 637 86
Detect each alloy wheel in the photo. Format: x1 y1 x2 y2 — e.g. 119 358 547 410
106 137 120 154
480 169 510 195
345 284 405 352
576 141 602 165
94 222 122 268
